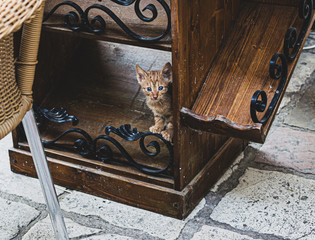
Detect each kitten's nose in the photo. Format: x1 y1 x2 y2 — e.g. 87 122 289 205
153 96 158 100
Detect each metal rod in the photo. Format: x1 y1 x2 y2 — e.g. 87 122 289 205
22 109 69 240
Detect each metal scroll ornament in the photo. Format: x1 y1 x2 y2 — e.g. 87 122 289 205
43 0 171 43
33 104 79 127
40 123 173 175
250 53 288 124
284 0 313 61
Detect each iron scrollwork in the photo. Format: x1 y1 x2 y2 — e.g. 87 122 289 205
284 0 313 61
33 104 79 127
40 123 173 175
43 0 171 43
250 53 288 124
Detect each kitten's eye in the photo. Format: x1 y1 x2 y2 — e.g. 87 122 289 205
146 87 152 92
158 86 164 91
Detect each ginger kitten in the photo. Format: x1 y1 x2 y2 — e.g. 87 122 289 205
135 62 173 142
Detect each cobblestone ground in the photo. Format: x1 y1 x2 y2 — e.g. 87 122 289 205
0 33 315 240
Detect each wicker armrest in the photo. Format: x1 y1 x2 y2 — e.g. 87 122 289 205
0 0 45 139
0 0 44 39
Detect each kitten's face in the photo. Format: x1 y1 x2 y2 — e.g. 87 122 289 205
136 62 172 101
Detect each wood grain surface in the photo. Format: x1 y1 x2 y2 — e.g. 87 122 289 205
172 0 242 190
181 2 315 143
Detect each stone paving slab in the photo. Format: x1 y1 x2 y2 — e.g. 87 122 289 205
22 216 101 239
285 73 315 131
0 134 65 204
0 197 40 239
285 52 315 94
83 234 136 240
300 233 315 240
211 153 244 192
191 225 261 240
210 168 315 239
279 51 315 110
255 127 315 174
60 191 205 240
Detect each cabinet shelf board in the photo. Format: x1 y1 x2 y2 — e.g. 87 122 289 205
43 25 172 51
181 2 315 143
43 0 172 51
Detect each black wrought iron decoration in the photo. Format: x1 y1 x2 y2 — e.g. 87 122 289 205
41 124 173 175
33 104 79 127
251 1 313 124
284 0 313 61
43 0 171 43
250 53 288 124
33 106 173 175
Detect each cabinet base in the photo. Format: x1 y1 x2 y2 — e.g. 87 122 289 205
9 137 245 219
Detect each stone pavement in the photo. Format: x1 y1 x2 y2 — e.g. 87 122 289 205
0 33 315 240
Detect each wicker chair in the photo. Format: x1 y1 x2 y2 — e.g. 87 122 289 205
0 1 68 238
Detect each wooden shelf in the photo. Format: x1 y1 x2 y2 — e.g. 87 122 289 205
181 2 315 143
36 66 173 177
43 0 172 51
42 25 171 51
27 39 174 184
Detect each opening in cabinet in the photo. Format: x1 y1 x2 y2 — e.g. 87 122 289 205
17 36 175 186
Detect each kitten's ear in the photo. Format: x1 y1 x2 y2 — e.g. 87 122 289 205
136 65 147 83
162 62 172 82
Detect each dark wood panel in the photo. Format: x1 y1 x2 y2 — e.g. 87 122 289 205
172 0 242 190
246 0 315 8
9 149 183 218
9 133 244 219
34 30 81 104
42 26 171 51
246 0 297 5
183 137 245 215
172 0 241 110
181 3 315 143
17 143 174 188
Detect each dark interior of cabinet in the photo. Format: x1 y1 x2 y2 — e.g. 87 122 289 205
24 33 174 183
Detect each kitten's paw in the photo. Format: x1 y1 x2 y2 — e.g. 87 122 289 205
161 130 172 142
150 125 163 134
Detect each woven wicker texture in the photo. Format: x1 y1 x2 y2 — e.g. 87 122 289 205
0 35 23 127
0 0 44 39
0 0 45 139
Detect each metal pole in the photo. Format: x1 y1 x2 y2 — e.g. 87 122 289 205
22 109 69 239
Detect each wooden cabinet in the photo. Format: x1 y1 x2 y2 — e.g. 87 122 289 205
9 0 314 219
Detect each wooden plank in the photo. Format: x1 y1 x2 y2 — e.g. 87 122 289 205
43 0 171 51
33 29 81 104
9 149 183 218
180 108 265 143
181 3 314 143
42 26 172 51
246 0 298 6
17 142 174 188
9 131 244 219
246 0 315 8
172 0 242 190
182 137 245 215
